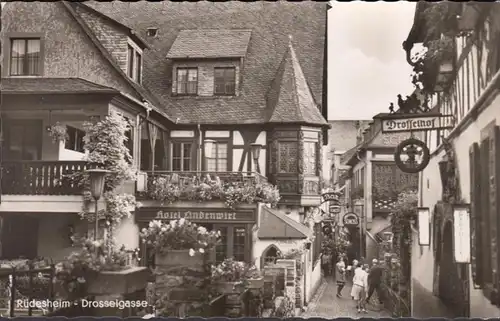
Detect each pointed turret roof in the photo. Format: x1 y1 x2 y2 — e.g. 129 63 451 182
267 36 328 126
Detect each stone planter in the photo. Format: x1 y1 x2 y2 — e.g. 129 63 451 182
155 250 205 268
247 277 265 289
87 266 150 296
217 281 243 294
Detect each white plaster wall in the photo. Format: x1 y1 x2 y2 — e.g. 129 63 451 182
366 215 391 261
114 215 140 250
417 92 500 317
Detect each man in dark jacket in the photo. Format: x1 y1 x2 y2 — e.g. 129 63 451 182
366 259 384 304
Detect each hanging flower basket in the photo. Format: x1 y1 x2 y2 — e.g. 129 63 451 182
48 122 68 143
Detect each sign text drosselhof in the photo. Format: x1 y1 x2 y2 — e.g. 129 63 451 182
381 115 455 133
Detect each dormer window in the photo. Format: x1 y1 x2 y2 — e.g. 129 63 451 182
147 28 158 38
176 68 198 95
214 67 236 96
127 43 142 84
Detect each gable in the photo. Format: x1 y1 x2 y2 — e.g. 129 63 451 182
74 4 130 73
258 207 311 239
1 2 140 100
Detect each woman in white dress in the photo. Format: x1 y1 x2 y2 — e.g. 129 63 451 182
351 263 369 313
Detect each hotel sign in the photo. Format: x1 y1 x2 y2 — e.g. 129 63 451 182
381 114 455 133
137 208 256 223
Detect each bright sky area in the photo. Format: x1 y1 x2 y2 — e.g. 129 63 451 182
328 1 417 120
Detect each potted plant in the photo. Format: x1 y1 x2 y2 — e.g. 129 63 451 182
140 218 220 268
247 266 265 289
211 258 255 294
54 236 149 301
48 122 68 143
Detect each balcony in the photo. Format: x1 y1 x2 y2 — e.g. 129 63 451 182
1 161 92 195
139 171 279 208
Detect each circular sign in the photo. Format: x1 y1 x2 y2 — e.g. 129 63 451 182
394 138 431 174
329 205 341 214
342 212 360 227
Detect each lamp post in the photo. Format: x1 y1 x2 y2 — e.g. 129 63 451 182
203 139 215 173
250 143 262 174
87 168 110 241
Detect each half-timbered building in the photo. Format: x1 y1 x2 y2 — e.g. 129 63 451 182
403 2 500 317
0 1 329 304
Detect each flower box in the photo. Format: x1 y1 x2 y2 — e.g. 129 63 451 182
247 277 265 289
217 281 243 294
87 266 150 295
154 249 205 268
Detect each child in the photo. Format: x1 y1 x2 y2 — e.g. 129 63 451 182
336 255 347 297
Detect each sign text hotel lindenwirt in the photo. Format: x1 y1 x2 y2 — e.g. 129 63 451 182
381 115 454 133
156 210 237 221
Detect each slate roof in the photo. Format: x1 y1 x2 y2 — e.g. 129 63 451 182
166 29 252 59
0 78 118 95
75 3 149 50
83 1 328 125
267 39 328 126
258 206 312 239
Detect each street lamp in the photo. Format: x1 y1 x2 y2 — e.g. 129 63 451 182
87 168 110 240
250 143 262 173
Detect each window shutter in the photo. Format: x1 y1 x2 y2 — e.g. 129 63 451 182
470 142 482 287
479 138 492 285
488 125 500 300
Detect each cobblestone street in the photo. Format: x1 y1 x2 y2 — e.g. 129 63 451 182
303 277 392 318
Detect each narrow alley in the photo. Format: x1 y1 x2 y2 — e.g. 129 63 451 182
303 277 392 318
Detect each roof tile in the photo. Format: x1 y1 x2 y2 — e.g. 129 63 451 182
0 77 118 94
166 29 252 59
258 206 312 239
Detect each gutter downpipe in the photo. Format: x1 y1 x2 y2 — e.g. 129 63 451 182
197 124 202 176
355 150 368 259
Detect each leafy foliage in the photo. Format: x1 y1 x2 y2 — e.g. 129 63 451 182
47 122 69 143
210 258 259 283
54 237 132 300
270 295 295 317
140 219 220 255
146 174 281 209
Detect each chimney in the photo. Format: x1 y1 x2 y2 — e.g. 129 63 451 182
355 121 363 145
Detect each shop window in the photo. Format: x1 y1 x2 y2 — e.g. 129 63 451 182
233 227 246 262
278 142 297 173
261 245 280 268
215 226 228 263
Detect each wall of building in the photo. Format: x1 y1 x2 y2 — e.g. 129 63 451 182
416 92 500 317
1 2 138 99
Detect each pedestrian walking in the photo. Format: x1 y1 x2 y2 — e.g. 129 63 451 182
321 252 332 277
350 261 362 299
335 255 347 298
366 258 384 305
351 263 369 313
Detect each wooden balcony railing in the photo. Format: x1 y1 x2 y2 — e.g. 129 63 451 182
1 161 93 196
146 171 268 185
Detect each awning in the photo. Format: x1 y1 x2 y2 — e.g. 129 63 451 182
258 206 312 239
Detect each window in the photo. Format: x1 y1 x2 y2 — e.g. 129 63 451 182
171 142 193 171
304 141 317 175
127 44 142 84
206 142 228 172
470 124 500 301
278 142 298 173
215 227 228 263
262 245 279 268
233 227 246 262
214 67 236 95
10 38 41 76
65 126 85 153
124 118 134 164
176 68 198 95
